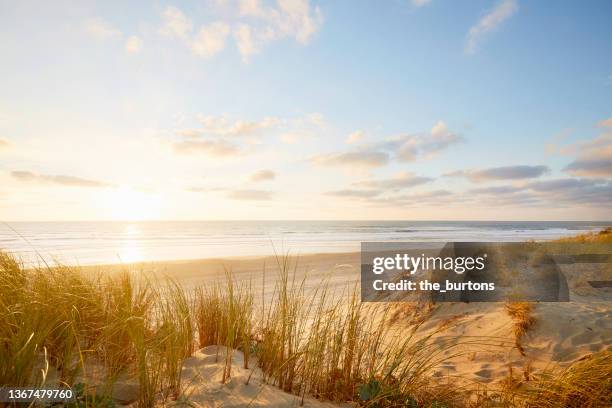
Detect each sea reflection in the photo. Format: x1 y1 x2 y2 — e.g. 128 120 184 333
118 224 144 263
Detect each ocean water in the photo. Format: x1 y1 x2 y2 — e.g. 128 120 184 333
0 221 610 267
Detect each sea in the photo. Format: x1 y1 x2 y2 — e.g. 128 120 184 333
0 221 610 267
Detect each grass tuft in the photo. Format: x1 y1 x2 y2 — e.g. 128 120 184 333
505 301 536 356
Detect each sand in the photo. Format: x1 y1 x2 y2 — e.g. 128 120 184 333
82 250 610 405
180 346 349 408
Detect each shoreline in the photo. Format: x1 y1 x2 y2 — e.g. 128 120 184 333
75 251 363 293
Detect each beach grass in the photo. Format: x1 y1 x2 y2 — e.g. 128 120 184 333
1 230 611 407
554 227 612 243
505 301 536 356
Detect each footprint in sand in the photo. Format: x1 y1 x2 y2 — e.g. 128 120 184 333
589 343 603 352
474 368 492 379
571 330 596 346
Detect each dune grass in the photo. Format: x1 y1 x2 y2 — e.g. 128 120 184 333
522 350 612 408
554 227 612 243
1 248 611 407
505 302 536 356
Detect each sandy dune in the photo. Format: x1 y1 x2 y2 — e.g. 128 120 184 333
180 346 348 408
85 250 609 405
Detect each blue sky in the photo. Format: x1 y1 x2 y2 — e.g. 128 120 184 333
0 0 611 220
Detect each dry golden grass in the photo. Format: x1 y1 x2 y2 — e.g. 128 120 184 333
522 350 612 408
2 247 611 407
505 302 536 356
554 227 612 243
192 270 253 380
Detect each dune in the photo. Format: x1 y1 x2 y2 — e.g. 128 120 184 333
2 230 610 406
179 346 346 408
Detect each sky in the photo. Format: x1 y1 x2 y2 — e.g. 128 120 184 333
0 0 611 221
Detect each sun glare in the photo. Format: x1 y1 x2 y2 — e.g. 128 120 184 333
104 187 162 221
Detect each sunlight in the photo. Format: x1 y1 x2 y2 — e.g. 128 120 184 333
118 224 144 263
104 187 162 221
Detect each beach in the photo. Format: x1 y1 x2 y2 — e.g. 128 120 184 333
2 229 611 407
67 237 609 404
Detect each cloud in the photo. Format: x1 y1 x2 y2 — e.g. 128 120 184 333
382 121 464 161
369 189 454 207
309 112 326 127
563 131 612 178
186 186 226 193
173 140 240 157
159 1 322 61
85 18 122 40
527 178 612 205
279 133 300 144
124 36 143 54
446 165 550 182
310 121 461 170
326 189 382 198
225 189 273 200
354 172 433 190
346 130 364 144
196 115 280 137
0 138 10 149
177 114 320 147
597 118 612 128
11 171 113 188
234 24 258 62
159 6 193 39
469 185 523 195
411 0 432 7
240 0 324 45
465 0 518 55
393 189 453 203
467 178 612 207
192 22 231 57
310 150 389 168
564 158 612 178
249 169 276 182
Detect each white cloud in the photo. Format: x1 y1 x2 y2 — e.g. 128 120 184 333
275 0 324 44
173 139 240 157
161 1 322 61
354 172 434 189
0 138 10 149
311 121 462 173
382 121 464 162
411 0 432 7
124 36 143 54
226 189 273 200
346 130 364 144
327 189 382 198
234 24 258 62
308 112 326 127
159 6 193 39
239 0 323 44
249 169 276 182
310 150 389 169
192 22 231 57
85 18 122 40
175 113 322 151
465 0 518 55
196 115 280 136
12 171 113 188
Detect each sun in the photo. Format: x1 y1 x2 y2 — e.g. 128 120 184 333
104 187 162 221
